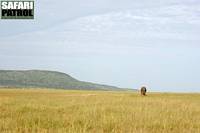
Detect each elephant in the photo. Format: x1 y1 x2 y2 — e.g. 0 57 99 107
140 86 147 96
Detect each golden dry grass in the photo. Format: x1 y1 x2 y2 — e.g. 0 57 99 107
0 88 200 133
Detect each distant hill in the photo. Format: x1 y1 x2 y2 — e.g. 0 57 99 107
0 70 131 91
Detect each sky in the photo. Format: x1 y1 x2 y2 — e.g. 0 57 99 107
0 0 200 92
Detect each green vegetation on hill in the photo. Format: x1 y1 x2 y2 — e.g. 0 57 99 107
0 70 123 90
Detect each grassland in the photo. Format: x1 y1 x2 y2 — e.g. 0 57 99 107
0 89 200 133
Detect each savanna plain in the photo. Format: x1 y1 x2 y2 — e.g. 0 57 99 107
0 89 200 133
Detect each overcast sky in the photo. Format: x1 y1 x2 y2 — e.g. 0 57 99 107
0 0 200 92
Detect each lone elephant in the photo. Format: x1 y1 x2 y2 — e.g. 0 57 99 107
140 86 147 96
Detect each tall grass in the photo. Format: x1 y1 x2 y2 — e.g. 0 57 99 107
0 89 200 133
